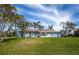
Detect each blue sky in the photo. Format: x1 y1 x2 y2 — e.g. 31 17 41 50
13 4 79 31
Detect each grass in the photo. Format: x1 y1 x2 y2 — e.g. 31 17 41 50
0 37 79 55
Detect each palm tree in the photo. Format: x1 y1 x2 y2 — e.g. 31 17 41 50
38 25 44 30
48 25 53 30
32 22 37 30
32 21 41 30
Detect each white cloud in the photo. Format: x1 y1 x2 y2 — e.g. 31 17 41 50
25 4 54 13
16 7 27 14
28 10 71 31
16 4 72 31
28 10 70 30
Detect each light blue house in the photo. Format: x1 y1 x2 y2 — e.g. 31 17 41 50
17 29 61 37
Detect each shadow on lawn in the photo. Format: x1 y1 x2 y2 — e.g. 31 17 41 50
4 37 19 42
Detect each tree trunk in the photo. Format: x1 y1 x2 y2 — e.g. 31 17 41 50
21 30 24 37
0 32 5 43
0 37 4 43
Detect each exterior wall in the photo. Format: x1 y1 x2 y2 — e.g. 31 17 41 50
41 32 61 37
16 31 61 37
29 32 37 37
24 33 30 37
24 32 37 37
16 31 21 37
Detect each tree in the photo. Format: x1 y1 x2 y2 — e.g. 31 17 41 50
17 18 29 37
0 4 17 32
60 21 77 36
32 22 38 30
12 14 23 36
48 25 53 30
38 25 44 30
74 28 79 36
0 31 5 42
0 4 17 42
32 21 44 30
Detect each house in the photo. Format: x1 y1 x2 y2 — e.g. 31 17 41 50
16 29 61 37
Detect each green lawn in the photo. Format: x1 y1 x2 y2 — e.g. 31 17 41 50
0 37 79 55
